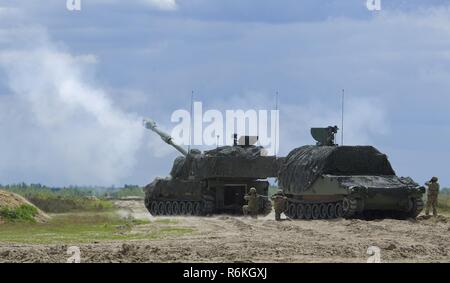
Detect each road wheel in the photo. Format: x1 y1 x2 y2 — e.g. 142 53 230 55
304 204 312 220
296 204 305 219
179 201 187 215
284 201 292 218
150 201 158 216
165 201 172 215
172 201 179 215
288 203 297 219
408 197 424 219
342 197 358 218
158 201 165 215
326 203 335 219
193 202 201 215
319 203 328 219
186 201 193 215
312 204 320 219
335 202 343 218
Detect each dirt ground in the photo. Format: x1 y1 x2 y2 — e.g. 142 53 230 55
0 200 449 263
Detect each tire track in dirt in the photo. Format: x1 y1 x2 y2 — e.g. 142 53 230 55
0 201 449 262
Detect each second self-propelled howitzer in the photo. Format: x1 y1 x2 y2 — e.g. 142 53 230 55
143 119 277 216
278 126 425 220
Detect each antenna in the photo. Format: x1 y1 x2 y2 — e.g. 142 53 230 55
341 89 344 146
189 90 194 152
274 91 279 156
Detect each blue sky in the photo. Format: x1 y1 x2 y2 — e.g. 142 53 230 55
0 0 449 187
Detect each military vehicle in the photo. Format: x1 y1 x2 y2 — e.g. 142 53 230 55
278 126 425 220
142 119 276 216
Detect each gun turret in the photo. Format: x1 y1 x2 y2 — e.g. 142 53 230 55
143 118 188 156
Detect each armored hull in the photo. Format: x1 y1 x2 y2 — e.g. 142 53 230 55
142 119 275 216
278 145 425 219
144 177 272 216
143 146 276 216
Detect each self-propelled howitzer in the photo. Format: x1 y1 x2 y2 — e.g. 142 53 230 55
142 119 277 216
278 127 425 220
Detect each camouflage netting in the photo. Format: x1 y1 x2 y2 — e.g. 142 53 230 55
336 175 418 189
170 156 187 178
170 146 278 179
204 145 265 158
278 145 396 193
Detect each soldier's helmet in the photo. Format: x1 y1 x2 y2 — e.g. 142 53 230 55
431 176 438 182
249 187 257 194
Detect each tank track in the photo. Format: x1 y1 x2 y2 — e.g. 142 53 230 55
410 197 424 218
388 197 424 220
145 199 208 216
357 197 424 220
285 196 424 220
285 199 344 220
145 197 272 216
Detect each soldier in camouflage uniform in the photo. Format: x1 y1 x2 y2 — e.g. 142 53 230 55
271 189 287 221
243 187 258 218
425 176 439 217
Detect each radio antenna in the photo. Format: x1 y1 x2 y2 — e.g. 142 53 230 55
275 91 279 156
189 90 194 152
341 89 345 146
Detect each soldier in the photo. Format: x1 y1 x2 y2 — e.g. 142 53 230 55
425 176 440 217
243 187 259 218
271 189 287 221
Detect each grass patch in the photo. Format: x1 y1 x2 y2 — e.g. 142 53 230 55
108 186 144 198
0 204 38 223
0 184 144 213
437 194 450 214
154 219 179 225
0 212 193 244
423 191 450 215
26 196 114 213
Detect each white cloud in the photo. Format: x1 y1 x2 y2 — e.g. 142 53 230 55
0 29 145 185
214 93 389 153
141 0 178 11
0 6 19 17
76 0 178 11
1 2 450 186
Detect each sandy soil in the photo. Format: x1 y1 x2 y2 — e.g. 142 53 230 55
0 190 49 224
0 200 449 263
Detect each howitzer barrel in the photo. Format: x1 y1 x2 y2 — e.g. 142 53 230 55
143 118 188 156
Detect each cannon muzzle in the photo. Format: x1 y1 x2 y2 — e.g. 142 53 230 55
143 118 188 156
